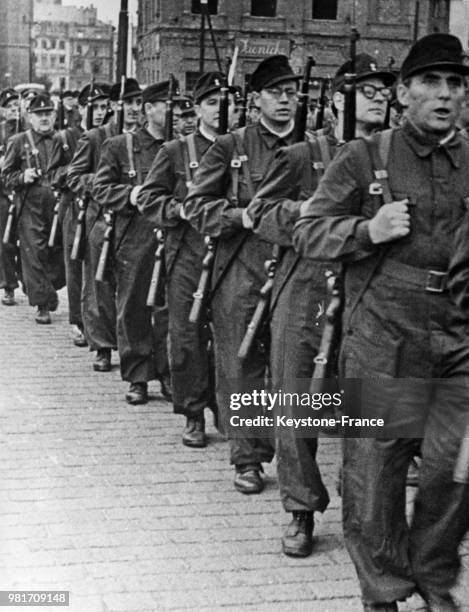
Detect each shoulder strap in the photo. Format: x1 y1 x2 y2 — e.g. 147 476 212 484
231 127 255 202
25 129 40 170
125 132 137 183
363 130 393 205
59 129 69 152
181 133 198 188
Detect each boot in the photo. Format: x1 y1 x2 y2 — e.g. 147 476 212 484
282 511 314 557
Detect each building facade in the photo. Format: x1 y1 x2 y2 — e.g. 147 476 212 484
33 0 114 91
136 0 464 92
0 0 34 90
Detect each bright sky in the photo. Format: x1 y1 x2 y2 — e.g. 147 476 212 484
61 0 138 25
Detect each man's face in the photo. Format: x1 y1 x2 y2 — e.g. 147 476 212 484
144 100 166 130
355 77 391 129
92 98 109 126
123 95 142 127
29 110 56 133
254 79 298 126
196 93 234 132
64 95 77 111
4 98 20 122
178 112 197 136
172 105 182 135
397 70 466 135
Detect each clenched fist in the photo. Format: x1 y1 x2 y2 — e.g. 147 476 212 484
368 199 410 244
23 168 39 184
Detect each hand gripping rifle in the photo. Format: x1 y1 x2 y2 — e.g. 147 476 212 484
3 141 33 246
292 56 315 142
189 66 232 324
95 76 126 282
70 78 96 261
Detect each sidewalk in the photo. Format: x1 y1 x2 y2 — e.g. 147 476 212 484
0 290 468 612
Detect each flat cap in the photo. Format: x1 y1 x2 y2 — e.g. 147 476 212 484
174 96 196 116
78 82 111 106
142 79 180 104
0 88 19 107
28 93 55 113
109 78 142 102
332 53 396 92
249 55 300 92
400 33 469 81
193 72 236 103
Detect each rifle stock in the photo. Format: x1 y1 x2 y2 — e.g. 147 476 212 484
48 194 61 247
238 245 279 360
3 141 33 245
95 211 113 282
146 229 165 307
309 272 343 395
2 195 16 245
70 196 87 260
189 236 215 324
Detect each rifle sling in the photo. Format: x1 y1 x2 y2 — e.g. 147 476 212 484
347 130 394 320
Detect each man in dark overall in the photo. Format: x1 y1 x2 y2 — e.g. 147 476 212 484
246 56 395 557
48 82 110 347
138 73 234 447
67 81 129 371
92 81 171 405
0 89 21 306
293 34 469 611
184 56 299 493
3 94 65 324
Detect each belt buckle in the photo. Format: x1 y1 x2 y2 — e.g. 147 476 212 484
425 270 447 293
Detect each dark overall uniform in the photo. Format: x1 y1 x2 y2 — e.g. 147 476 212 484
48 126 84 329
293 122 469 604
92 127 170 385
3 129 65 310
184 121 294 467
138 130 215 418
67 124 117 352
246 135 336 515
0 119 20 295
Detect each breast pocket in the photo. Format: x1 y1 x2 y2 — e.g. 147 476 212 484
238 172 263 206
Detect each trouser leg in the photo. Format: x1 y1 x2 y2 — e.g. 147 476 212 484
62 204 83 327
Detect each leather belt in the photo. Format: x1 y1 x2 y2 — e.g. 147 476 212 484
379 258 448 293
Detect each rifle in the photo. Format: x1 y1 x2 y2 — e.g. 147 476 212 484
309 273 342 390
454 422 469 484
164 74 175 142
146 229 165 307
188 61 232 324
70 78 96 260
3 141 33 246
238 246 279 360
189 236 215 324
315 77 329 131
309 29 359 396
343 28 360 142
292 56 315 142
47 194 61 248
95 76 125 281
57 79 66 130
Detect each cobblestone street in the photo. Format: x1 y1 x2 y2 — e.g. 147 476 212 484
1 290 468 612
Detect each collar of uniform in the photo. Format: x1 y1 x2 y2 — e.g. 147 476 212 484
139 126 163 149
199 124 216 143
402 119 461 168
31 129 54 142
257 120 294 149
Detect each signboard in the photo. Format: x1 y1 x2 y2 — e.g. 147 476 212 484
236 37 290 58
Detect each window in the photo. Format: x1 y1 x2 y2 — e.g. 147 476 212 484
251 0 276 17
42 40 47 49
186 71 201 92
77 44 82 54
59 40 65 49
59 56 65 64
312 0 338 20
50 40 56 49
50 57 56 67
191 0 218 15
